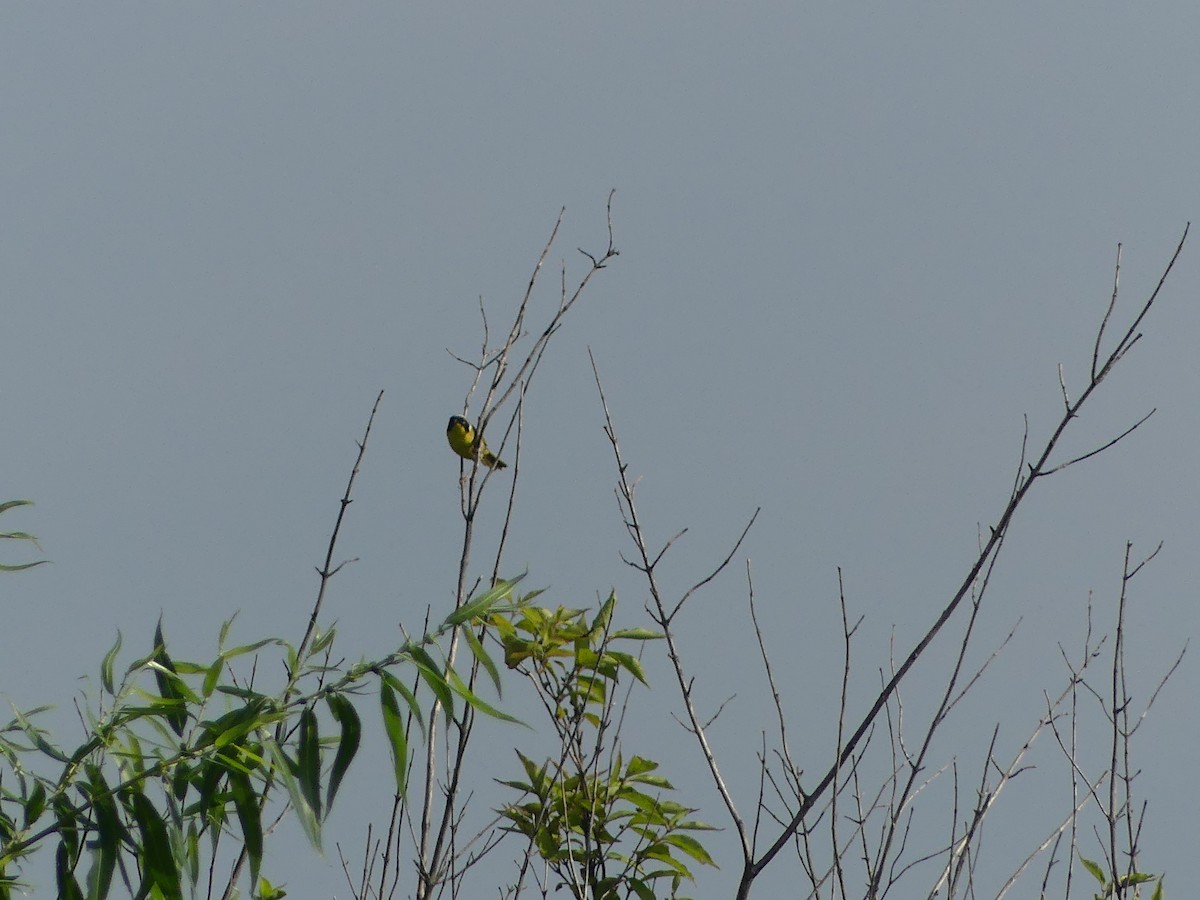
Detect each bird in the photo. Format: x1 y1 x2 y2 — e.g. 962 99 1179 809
446 415 507 469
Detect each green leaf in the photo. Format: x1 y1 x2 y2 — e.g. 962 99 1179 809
228 769 263 886
216 685 273 702
264 740 322 851
1118 872 1155 886
443 574 526 627
13 706 69 763
0 560 49 572
409 646 454 721
625 756 659 777
55 841 84 900
609 627 663 641
589 592 616 638
379 672 424 736
54 796 78 858
1078 855 1106 885
462 625 503 697
201 659 222 699
310 626 336 655
220 638 280 661
665 833 716 867
218 614 237 649
100 631 123 697
184 822 200 887
151 620 188 737
87 766 121 899
608 650 649 685
379 679 409 799
22 780 46 828
297 708 323 822
443 667 523 725
129 791 181 900
325 694 361 811
195 758 225 821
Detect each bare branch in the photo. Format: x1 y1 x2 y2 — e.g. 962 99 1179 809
1041 408 1156 476
590 347 752 863
738 227 1188 898
1092 242 1122 382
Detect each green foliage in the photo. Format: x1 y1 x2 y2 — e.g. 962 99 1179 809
497 594 715 899
1079 853 1163 900
0 500 47 572
0 572 525 897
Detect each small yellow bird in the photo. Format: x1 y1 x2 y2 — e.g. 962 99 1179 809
446 415 507 469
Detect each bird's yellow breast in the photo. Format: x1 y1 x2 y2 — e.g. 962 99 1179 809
446 416 478 460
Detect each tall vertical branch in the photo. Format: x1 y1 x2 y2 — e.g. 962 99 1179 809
413 196 619 900
590 349 759 866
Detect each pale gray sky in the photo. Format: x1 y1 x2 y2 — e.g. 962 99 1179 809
4 5 1198 897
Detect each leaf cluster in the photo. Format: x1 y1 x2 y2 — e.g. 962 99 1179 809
496 595 715 900
0 576 524 899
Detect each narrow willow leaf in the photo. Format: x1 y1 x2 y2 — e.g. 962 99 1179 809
325 694 361 811
608 627 662 641
87 766 121 899
379 672 424 736
285 642 299 677
264 740 321 851
151 620 188 737
13 707 69 763
378 679 409 799
297 709 322 822
100 631 123 697
197 702 272 751
228 769 263 886
129 791 181 900
409 647 454 721
443 574 525 626
185 822 200 887
310 626 336 655
219 638 278 659
22 780 46 828
443 668 523 725
201 659 222 699
195 759 224 821
53 797 78 858
55 842 84 900
462 625 502 696
215 685 272 702
0 560 48 572
218 614 237 649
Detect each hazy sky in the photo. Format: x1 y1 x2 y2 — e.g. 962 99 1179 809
4 5 1198 897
